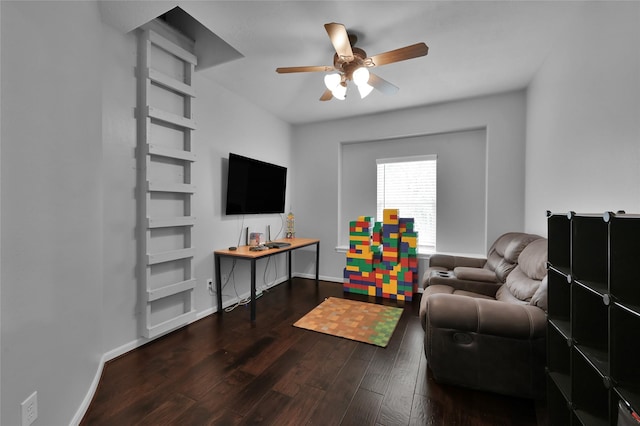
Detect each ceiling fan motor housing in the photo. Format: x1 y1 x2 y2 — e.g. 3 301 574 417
333 47 368 81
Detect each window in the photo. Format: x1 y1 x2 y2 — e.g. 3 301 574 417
376 155 437 250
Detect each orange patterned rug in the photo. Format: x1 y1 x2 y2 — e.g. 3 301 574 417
293 297 403 347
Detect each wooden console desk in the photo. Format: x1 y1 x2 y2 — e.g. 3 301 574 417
214 238 320 322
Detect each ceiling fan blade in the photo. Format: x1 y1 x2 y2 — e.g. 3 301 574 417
368 73 399 95
324 22 354 62
276 65 334 73
319 89 333 101
368 42 429 67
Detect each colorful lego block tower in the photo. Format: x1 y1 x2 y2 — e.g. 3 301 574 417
343 209 419 301
343 216 377 292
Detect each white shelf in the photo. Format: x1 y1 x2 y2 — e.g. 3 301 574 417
144 310 197 339
149 29 197 65
147 248 195 265
147 279 196 302
146 106 196 130
148 67 196 98
147 216 195 228
147 181 195 193
148 144 196 162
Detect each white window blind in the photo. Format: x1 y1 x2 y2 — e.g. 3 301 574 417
376 155 437 249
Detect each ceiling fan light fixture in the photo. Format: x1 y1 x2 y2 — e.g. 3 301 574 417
357 82 374 99
324 73 341 91
353 67 373 98
331 83 347 100
352 67 370 86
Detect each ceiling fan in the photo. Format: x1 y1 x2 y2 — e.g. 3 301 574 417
276 22 429 101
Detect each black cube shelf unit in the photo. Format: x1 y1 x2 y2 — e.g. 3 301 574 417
547 211 640 425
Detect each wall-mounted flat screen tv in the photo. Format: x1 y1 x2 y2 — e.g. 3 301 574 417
225 153 287 215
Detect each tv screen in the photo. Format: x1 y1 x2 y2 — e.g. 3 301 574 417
225 153 287 215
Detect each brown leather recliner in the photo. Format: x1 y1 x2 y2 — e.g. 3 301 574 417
419 233 548 399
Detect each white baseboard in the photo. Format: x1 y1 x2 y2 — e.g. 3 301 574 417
295 272 343 283
70 336 150 425
70 355 104 425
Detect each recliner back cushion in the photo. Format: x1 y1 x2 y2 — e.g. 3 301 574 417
484 233 515 278
517 238 548 280
504 267 540 302
484 251 503 272
484 233 542 283
530 275 548 311
488 233 516 259
504 236 540 263
504 238 548 302
495 283 529 305
494 259 517 283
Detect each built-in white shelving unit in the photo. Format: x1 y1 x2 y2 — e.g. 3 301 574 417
137 20 197 339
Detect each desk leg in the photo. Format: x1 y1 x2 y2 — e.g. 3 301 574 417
315 241 320 282
215 254 223 314
288 250 292 283
250 259 256 322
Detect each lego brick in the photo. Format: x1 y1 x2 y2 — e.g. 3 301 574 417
346 257 373 266
383 209 399 224
383 281 397 295
346 253 373 261
383 224 400 234
343 287 369 296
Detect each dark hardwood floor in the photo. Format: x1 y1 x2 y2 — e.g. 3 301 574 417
81 278 543 425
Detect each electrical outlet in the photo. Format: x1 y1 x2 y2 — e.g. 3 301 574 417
207 279 213 291
21 391 38 426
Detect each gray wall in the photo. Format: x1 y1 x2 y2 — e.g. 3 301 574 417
1 2 294 424
1 2 103 425
525 1 640 234
340 129 487 254
291 91 527 282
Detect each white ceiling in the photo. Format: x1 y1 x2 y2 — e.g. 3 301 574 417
100 1 584 125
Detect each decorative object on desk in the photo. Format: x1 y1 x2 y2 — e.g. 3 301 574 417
293 297 402 347
249 232 264 246
343 209 418 301
286 211 295 238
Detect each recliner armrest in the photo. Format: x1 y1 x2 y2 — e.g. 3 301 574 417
454 266 497 282
428 254 487 270
426 275 501 297
425 293 546 339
